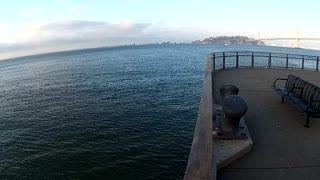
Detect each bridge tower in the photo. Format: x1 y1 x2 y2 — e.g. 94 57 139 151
257 32 261 45
296 27 301 48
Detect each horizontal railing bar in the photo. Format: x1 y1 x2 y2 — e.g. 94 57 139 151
213 55 317 59
211 51 319 57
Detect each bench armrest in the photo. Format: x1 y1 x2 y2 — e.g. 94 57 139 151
308 100 320 106
288 87 304 96
273 78 288 86
307 100 320 107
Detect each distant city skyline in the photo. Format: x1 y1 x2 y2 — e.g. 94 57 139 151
0 0 320 59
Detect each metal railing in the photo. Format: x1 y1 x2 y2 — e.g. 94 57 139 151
212 51 320 72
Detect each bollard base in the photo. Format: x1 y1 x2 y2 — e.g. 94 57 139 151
213 124 249 140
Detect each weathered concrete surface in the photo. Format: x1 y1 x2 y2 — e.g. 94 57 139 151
184 57 213 180
213 69 320 180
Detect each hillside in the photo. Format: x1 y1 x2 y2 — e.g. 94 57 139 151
192 36 265 45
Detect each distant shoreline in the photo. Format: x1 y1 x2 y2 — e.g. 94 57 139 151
3 42 320 62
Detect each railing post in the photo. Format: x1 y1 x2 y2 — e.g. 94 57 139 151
268 53 271 68
223 52 225 70
302 56 305 70
251 52 254 68
236 52 239 68
286 54 289 69
317 57 319 71
212 53 216 72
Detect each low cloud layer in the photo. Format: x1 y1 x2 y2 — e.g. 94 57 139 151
0 20 203 59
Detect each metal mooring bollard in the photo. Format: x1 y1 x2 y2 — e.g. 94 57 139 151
219 84 239 101
222 95 248 136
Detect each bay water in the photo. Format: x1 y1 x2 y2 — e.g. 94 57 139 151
1 44 320 179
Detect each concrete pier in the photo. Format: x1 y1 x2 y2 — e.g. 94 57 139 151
213 69 320 180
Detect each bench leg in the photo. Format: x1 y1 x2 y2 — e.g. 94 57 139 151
304 114 311 128
281 96 285 103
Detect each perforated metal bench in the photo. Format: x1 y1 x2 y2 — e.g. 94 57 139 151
271 74 320 127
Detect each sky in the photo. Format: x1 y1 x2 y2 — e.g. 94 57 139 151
0 0 320 59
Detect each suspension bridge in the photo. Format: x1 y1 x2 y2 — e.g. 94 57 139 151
257 28 320 48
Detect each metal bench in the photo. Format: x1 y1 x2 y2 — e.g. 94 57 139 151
271 74 320 127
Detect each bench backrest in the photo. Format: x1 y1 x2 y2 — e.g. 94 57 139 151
311 88 320 110
292 77 307 95
289 74 320 110
302 83 317 103
286 75 298 91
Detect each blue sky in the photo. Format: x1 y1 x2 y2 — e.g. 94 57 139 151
0 0 319 59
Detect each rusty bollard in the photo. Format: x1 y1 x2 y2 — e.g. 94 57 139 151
216 84 239 130
222 95 248 137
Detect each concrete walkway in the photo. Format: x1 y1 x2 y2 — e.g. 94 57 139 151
213 69 320 180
